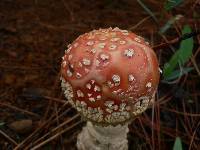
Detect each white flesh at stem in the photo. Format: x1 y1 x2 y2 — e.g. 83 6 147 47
77 121 129 150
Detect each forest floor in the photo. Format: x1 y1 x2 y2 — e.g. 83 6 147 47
0 0 200 149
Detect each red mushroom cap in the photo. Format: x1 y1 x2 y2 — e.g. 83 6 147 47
61 27 160 125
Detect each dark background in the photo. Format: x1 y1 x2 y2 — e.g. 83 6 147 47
0 0 200 149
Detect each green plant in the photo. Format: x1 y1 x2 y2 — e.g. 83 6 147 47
173 137 183 150
163 25 194 82
164 0 184 11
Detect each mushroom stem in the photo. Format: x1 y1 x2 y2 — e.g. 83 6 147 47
77 121 129 150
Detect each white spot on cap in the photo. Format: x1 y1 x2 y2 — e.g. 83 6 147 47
128 74 135 82
113 105 118 110
100 54 109 61
111 32 116 36
109 44 117 50
121 30 128 33
74 43 79 47
65 46 72 54
67 70 73 77
111 38 120 42
126 106 131 111
91 80 95 84
124 49 134 58
89 97 95 102
67 44 71 48
112 74 120 86
90 48 96 54
121 30 129 35
82 58 91 66
101 29 109 33
88 35 95 40
77 90 84 97
134 37 141 43
70 64 74 68
119 103 126 112
145 41 150 45
68 54 72 61
86 83 91 89
113 27 120 31
76 73 82 78
106 108 113 113
99 37 107 41
107 81 114 88
81 101 87 107
119 40 126 45
78 62 83 67
62 61 67 67
146 82 152 88
142 47 147 51
104 101 114 107
98 43 106 48
96 95 101 100
87 41 94 46
94 85 101 92
96 60 100 66
123 33 129 35
88 93 92 97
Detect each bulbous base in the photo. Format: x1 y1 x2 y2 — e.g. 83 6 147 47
77 121 129 150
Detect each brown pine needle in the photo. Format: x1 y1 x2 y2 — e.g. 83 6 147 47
42 96 67 104
0 102 40 118
30 120 82 150
161 107 200 117
0 130 18 146
29 114 80 147
14 102 69 150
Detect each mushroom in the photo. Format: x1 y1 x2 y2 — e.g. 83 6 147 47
61 27 160 150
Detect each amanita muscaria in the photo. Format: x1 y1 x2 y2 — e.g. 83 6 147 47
61 27 160 150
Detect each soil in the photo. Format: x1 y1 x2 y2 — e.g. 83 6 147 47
0 0 200 150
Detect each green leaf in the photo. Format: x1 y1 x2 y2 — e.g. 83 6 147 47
159 15 183 34
163 25 194 79
165 0 184 11
163 67 193 81
178 26 194 64
173 137 183 150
